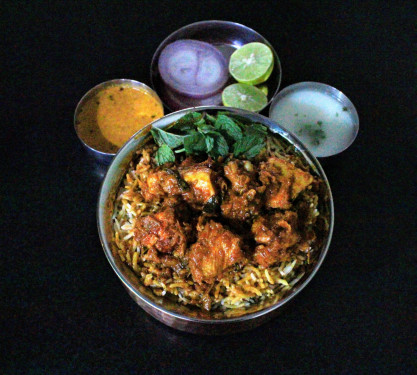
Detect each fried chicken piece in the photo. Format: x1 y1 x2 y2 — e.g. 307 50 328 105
259 157 313 209
252 211 300 268
188 220 244 284
221 160 261 221
134 208 187 257
139 169 182 202
221 189 261 222
179 159 217 206
224 160 256 194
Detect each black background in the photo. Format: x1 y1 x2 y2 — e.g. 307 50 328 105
2 1 417 374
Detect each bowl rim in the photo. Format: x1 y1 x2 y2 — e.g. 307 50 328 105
97 105 334 324
269 81 360 157
74 78 164 157
150 20 282 112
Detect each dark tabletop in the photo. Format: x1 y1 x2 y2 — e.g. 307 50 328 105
2 1 417 374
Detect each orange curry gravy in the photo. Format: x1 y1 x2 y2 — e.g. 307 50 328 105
76 85 164 153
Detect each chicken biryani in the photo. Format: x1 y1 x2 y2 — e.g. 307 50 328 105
112 111 330 313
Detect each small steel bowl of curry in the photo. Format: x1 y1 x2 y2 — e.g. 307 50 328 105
74 79 164 164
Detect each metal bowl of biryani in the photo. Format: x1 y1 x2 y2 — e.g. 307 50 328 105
97 106 334 335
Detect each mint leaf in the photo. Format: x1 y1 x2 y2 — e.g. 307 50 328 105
208 132 229 158
205 136 214 152
169 122 196 133
194 126 229 158
184 133 207 154
177 112 203 124
246 123 267 136
233 136 255 156
243 142 266 159
205 114 217 124
214 115 243 142
232 122 267 159
169 112 203 133
196 123 216 134
194 116 206 126
233 134 265 158
216 112 249 127
151 128 184 148
152 112 268 161
155 144 175 165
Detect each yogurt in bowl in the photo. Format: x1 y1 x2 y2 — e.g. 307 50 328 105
269 82 359 157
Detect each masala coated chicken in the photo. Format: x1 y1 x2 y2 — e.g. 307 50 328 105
223 160 255 194
259 157 313 209
221 160 262 221
139 169 183 202
252 211 300 268
179 158 217 208
188 219 244 284
134 207 187 257
134 151 317 280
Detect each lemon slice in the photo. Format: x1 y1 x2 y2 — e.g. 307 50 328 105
257 84 268 96
229 42 274 85
222 83 268 112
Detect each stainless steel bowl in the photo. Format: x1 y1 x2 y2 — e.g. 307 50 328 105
97 106 334 335
74 78 164 165
150 20 282 112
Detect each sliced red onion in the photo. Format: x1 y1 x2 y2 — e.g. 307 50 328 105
158 39 228 98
